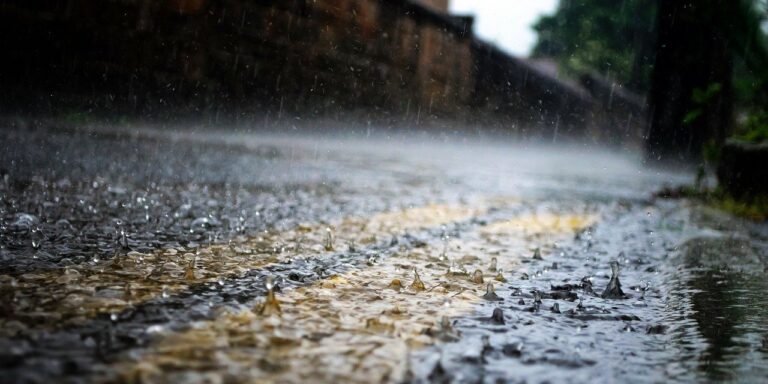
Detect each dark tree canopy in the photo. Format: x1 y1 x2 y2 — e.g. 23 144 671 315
531 0 657 93
533 0 768 161
647 0 768 162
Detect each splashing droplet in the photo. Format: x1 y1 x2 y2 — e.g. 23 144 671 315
123 283 133 299
257 276 281 316
388 279 403 291
489 257 497 272
601 260 628 299
184 257 196 281
448 261 468 276
489 308 505 324
472 269 484 284
482 282 502 301
410 269 426 291
324 227 335 251
438 236 449 262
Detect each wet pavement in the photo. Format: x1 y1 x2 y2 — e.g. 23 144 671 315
1 121 767 383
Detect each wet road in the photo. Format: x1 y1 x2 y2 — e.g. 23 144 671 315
1 121 767 383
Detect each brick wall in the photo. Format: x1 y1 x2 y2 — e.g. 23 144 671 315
0 0 474 123
0 0 644 144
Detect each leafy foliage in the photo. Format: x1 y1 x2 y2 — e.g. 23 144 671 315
734 112 768 143
683 83 723 126
531 0 657 92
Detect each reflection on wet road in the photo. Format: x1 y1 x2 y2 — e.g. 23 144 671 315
1 123 766 383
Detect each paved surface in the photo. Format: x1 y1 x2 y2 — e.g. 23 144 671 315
1 121 767 383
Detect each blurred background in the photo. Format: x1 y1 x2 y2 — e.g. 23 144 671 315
1 0 765 163
0 0 766 154
1 0 767 217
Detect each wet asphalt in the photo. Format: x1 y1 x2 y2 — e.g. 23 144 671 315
1 121 767 383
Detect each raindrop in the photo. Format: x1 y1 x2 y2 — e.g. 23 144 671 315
490 308 505 324
410 269 426 291
367 255 378 265
185 257 197 281
601 260 628 299
257 275 281 316
30 227 44 250
440 316 453 331
533 290 543 304
324 227 335 251
482 282 502 301
438 235 449 262
448 261 468 276
146 325 165 334
472 269 484 284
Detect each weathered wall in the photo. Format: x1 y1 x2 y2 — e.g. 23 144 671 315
0 0 473 123
579 72 647 146
470 42 599 138
412 0 448 12
0 0 644 144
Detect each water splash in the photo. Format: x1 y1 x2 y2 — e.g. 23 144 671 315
324 226 335 251
471 269 484 284
601 260 627 299
482 283 502 301
410 269 426 292
256 276 281 316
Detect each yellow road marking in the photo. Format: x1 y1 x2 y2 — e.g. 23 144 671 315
0 203 484 336
106 209 597 383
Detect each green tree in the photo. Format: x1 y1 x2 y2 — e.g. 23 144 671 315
646 0 768 162
531 0 657 92
533 0 768 160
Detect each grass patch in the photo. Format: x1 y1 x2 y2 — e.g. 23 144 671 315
714 194 768 221
655 184 768 222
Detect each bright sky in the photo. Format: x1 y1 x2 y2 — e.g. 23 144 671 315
449 0 559 57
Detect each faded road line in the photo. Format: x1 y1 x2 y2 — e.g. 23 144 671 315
104 207 596 383
0 203 485 336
